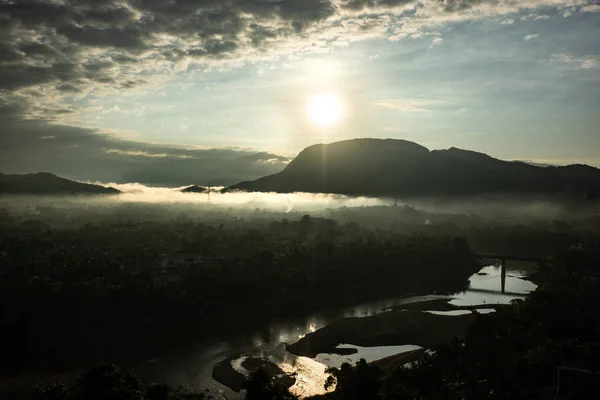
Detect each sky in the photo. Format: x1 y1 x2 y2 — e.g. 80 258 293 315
1 0 599 185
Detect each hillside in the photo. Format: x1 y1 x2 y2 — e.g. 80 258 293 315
229 138 600 198
180 185 208 193
0 173 120 195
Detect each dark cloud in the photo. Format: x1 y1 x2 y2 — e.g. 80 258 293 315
19 42 61 58
57 24 147 49
0 119 291 186
0 41 23 62
1 0 585 110
342 0 415 10
0 0 347 104
188 39 239 58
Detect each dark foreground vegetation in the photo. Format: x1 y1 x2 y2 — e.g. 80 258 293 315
1 199 599 399
27 243 600 400
0 206 477 379
29 363 210 400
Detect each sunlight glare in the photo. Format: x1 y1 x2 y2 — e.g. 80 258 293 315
307 93 343 127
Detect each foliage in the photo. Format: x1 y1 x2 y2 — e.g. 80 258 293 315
29 363 208 400
324 359 382 400
30 382 73 400
0 212 477 374
241 368 298 400
3 200 598 398
78 363 142 400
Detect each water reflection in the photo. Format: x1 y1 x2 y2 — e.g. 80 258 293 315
317 344 423 368
278 355 331 398
425 310 473 316
136 264 538 399
449 265 537 307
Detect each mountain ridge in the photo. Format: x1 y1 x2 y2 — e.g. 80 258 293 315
228 138 600 199
0 172 120 195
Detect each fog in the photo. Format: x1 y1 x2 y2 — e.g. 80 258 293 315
1 182 599 234
103 182 388 212
102 182 600 220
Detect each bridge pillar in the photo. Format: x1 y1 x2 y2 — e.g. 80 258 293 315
501 259 506 293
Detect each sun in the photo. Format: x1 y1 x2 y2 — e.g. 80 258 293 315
307 93 343 127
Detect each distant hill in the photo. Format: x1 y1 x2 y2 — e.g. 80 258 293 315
0 172 120 195
229 139 600 199
180 185 207 193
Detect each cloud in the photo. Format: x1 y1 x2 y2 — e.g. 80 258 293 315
1 0 599 122
103 149 190 159
501 18 515 25
0 119 292 186
550 53 600 69
524 34 539 40
581 4 600 12
431 37 444 46
375 99 432 112
521 14 551 21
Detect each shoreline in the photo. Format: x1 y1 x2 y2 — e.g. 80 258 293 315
286 310 476 359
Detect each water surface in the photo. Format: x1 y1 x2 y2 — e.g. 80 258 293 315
136 263 537 398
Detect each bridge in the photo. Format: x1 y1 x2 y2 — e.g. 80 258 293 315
471 253 546 293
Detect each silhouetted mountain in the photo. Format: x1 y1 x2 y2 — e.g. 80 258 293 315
180 185 207 193
0 172 120 195
229 139 600 198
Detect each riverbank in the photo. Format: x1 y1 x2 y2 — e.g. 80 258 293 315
313 245 600 399
287 311 476 358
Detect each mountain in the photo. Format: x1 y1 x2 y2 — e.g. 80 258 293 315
180 185 207 193
0 172 120 195
228 139 600 199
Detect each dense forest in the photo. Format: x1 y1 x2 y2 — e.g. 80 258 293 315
1 200 599 399
24 243 600 400
0 205 477 379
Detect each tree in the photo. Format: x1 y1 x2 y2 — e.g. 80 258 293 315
242 368 298 400
29 382 73 400
78 362 142 400
145 383 172 400
324 359 381 400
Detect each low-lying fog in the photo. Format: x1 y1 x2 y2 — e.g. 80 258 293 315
2 182 599 225
106 182 388 211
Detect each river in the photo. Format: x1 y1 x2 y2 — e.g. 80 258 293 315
135 262 537 399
